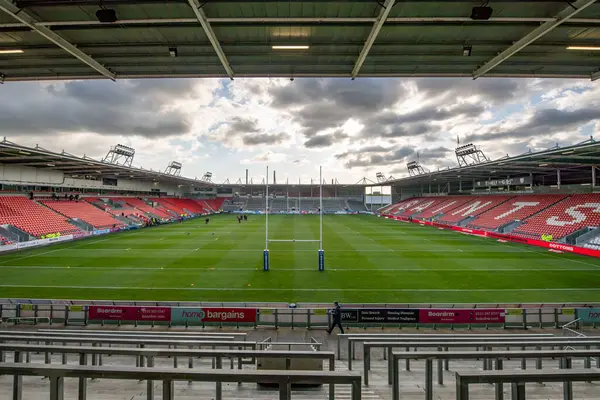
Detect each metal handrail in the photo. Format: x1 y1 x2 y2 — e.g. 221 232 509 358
562 318 586 350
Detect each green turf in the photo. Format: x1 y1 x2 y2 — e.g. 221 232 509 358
0 214 599 303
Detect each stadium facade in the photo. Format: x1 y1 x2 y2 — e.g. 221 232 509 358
379 139 600 256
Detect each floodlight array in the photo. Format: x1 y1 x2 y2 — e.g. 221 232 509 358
455 143 478 157
113 144 135 157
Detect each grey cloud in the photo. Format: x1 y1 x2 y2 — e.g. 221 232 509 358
417 146 452 162
271 78 402 110
360 103 483 139
343 146 416 168
243 132 289 146
414 78 523 103
334 145 388 159
270 78 405 136
304 130 349 148
465 108 599 143
225 117 260 135
0 80 197 138
340 145 452 170
269 78 525 145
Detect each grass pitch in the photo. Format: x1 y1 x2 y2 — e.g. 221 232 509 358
0 214 599 303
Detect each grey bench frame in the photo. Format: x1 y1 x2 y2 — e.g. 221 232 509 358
3 330 240 341
338 333 553 361
0 343 337 400
0 362 361 400
455 369 600 400
390 349 600 400
37 329 247 339
361 339 600 385
0 335 254 370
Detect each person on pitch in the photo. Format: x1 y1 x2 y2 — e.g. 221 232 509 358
327 301 344 334
205 217 210 224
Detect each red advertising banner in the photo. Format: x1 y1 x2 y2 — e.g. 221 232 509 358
88 306 171 321
381 215 600 258
419 309 505 324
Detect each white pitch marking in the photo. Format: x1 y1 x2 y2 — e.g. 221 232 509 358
125 248 131 251
0 266 596 272
457 249 463 252
0 231 138 265
214 237 219 241
194 248 200 251
0 284 597 293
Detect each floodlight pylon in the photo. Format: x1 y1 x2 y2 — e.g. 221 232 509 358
455 143 489 167
102 144 135 167
165 161 182 176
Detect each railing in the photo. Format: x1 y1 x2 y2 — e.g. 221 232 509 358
360 338 600 386
1 302 595 330
0 362 361 400
390 349 600 400
455 369 600 400
256 338 322 352
339 333 554 361
0 343 338 398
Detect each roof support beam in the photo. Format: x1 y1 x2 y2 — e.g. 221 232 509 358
5 17 600 29
0 0 115 80
472 0 596 79
351 0 395 79
187 0 234 79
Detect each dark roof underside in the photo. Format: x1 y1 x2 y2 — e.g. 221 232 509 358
381 140 600 189
0 0 599 81
0 139 215 187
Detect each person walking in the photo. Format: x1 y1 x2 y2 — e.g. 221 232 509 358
327 301 344 334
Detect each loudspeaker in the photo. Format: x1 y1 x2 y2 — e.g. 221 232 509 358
96 9 117 23
471 6 493 20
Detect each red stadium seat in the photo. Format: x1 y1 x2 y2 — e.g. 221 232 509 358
400 197 453 217
468 194 567 231
0 196 81 237
512 194 600 240
42 200 124 229
417 196 477 220
116 198 174 219
436 196 514 224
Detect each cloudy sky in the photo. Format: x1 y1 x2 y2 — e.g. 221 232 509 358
0 77 598 184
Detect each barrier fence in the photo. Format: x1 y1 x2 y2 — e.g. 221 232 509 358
1 303 599 329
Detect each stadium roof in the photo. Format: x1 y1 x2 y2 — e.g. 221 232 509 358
0 139 215 187
1 0 600 81
377 139 600 188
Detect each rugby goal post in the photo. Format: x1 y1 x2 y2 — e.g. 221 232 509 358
263 166 324 272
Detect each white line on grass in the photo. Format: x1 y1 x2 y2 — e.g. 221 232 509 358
461 232 600 269
0 232 139 265
0 266 597 272
46 248 530 253
0 284 597 292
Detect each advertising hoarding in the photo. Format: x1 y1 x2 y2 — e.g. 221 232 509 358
88 306 171 321
577 308 600 323
170 307 257 324
419 309 505 324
